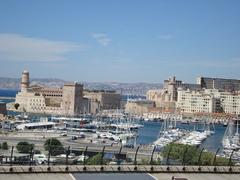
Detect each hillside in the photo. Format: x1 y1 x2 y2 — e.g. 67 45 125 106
0 77 162 96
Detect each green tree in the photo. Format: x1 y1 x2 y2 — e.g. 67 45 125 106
140 158 150 165
14 103 20 110
215 156 231 166
2 142 8 150
162 143 231 166
86 153 105 165
151 159 161 165
162 143 199 165
16 141 34 153
44 138 64 156
201 152 213 165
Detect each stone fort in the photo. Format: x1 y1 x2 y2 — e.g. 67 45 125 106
15 70 120 116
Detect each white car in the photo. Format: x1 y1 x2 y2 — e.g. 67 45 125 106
77 154 89 162
109 161 117 165
56 153 76 159
33 154 47 164
60 132 67 136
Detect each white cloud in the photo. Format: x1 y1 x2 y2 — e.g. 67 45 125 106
157 34 174 40
0 33 85 62
91 33 111 47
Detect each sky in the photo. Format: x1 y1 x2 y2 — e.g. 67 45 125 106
0 0 240 83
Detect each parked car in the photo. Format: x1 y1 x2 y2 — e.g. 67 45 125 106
33 154 47 165
72 136 78 140
78 132 86 138
123 144 134 148
77 154 89 162
60 132 67 136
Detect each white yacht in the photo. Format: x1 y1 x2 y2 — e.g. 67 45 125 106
153 118 185 149
222 119 240 150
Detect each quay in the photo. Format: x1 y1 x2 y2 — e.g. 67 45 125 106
0 96 15 100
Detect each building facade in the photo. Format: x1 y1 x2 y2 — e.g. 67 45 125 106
125 100 155 115
177 89 216 114
197 77 240 92
177 88 240 115
15 70 84 116
213 90 240 115
15 70 121 115
146 77 179 111
83 90 121 114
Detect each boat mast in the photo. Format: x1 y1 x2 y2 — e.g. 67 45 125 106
236 119 239 136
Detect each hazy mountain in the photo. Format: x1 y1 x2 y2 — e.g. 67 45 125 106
0 77 68 90
0 77 162 96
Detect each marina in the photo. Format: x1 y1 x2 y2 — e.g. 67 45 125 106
1 90 240 165
1 112 239 151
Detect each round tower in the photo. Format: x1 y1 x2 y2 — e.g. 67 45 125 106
21 70 29 92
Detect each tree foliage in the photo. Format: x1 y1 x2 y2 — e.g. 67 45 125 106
44 138 64 156
16 141 34 153
14 103 20 110
2 142 8 150
86 153 105 165
162 143 231 166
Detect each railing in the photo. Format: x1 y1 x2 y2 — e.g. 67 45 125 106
1 165 240 174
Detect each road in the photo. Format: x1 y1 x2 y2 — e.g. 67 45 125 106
72 173 154 180
1 172 240 180
0 173 155 180
0 134 156 160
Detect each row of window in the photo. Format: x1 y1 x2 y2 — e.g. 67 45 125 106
30 99 43 102
43 94 62 97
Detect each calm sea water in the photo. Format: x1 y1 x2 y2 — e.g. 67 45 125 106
0 89 18 97
0 89 18 103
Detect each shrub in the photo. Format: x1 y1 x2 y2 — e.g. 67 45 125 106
44 138 64 156
16 141 34 153
2 142 8 150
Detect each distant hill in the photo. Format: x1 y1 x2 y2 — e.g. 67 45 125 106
0 77 68 90
0 77 162 96
83 82 163 96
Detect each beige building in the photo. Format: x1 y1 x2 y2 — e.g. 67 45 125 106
177 89 216 114
177 88 240 115
125 100 155 115
15 71 122 115
146 76 178 111
83 90 121 114
15 70 84 116
212 90 240 115
146 76 240 115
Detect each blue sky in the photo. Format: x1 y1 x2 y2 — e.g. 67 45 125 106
0 0 240 83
